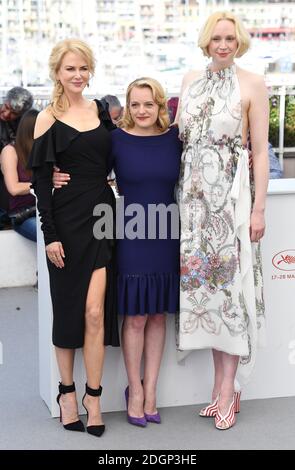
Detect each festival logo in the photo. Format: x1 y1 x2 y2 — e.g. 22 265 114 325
272 250 295 271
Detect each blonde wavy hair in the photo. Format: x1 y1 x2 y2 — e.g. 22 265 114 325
48 38 95 117
120 77 170 132
198 11 251 58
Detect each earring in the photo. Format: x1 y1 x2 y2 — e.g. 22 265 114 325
87 83 90 88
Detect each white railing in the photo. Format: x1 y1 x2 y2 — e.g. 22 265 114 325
272 86 295 170
2 87 295 173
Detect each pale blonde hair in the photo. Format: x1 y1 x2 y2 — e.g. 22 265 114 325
48 38 95 116
120 77 170 132
198 11 251 58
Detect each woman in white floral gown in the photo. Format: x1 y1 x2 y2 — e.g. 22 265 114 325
175 11 269 429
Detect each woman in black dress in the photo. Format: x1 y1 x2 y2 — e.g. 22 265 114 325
29 39 119 437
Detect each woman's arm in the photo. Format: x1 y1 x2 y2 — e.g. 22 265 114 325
32 110 65 268
1 145 31 196
248 75 269 242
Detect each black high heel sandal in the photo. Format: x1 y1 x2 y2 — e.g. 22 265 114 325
82 383 105 437
56 382 85 432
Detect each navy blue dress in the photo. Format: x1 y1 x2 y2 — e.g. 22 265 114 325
110 126 182 316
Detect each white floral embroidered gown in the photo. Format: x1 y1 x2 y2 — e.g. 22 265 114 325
177 64 266 378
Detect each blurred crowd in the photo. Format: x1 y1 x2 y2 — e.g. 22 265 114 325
0 86 282 242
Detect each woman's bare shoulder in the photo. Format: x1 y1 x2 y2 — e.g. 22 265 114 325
0 144 17 171
183 69 203 86
34 108 56 139
180 69 203 97
1 144 16 158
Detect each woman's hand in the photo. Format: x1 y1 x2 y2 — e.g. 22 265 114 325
250 209 265 242
46 241 65 268
53 166 70 189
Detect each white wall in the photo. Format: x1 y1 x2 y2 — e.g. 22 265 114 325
38 179 295 417
0 230 37 288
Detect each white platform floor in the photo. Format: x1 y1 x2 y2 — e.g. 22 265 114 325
0 286 294 450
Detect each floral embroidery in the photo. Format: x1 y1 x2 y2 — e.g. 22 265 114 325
181 250 237 294
177 64 266 373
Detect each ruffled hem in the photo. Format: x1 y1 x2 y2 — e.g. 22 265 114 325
117 272 179 315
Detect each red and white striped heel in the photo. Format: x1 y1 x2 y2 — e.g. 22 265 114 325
199 397 219 417
199 390 241 417
215 397 236 430
234 390 241 413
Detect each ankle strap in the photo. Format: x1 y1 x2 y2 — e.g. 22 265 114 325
58 382 76 394
85 383 102 397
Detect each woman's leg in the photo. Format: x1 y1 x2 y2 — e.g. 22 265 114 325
143 313 166 414
218 352 239 416
13 216 37 242
212 349 224 400
83 268 106 426
122 314 148 417
55 347 78 425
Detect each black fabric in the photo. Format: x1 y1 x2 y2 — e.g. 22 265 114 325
28 100 116 246
94 99 117 132
85 384 102 396
0 117 20 153
58 382 76 394
9 205 36 225
30 161 58 245
0 175 10 214
28 122 76 245
28 122 57 168
0 117 21 217
29 101 119 348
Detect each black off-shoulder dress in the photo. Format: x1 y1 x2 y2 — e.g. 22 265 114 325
29 100 119 348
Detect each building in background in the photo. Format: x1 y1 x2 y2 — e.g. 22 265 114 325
0 0 294 94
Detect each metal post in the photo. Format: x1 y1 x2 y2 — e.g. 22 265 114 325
279 86 286 171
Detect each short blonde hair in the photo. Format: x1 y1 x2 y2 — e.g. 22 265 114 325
198 11 250 58
120 77 170 132
48 38 95 116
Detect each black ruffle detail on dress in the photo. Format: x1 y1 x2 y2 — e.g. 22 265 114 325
28 99 115 170
28 124 60 245
29 102 119 347
28 123 57 169
94 99 117 132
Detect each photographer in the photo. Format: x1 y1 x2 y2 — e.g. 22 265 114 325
0 109 38 242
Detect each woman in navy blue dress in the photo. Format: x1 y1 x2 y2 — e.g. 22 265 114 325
54 77 182 426
111 78 181 426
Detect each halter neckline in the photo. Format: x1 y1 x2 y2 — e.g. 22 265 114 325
206 63 236 81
